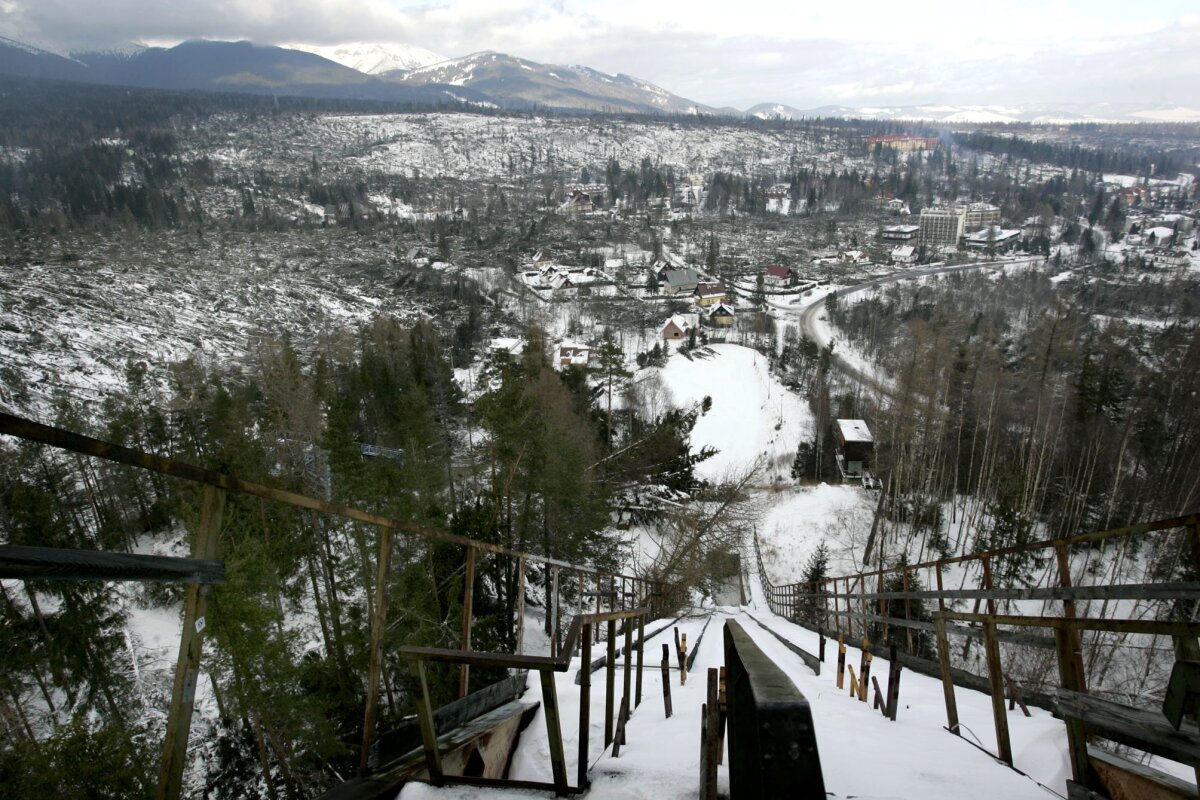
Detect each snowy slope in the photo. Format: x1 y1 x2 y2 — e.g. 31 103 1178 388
655 344 814 482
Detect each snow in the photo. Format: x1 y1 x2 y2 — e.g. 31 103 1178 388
654 344 814 481
399 600 1064 799
290 42 445 74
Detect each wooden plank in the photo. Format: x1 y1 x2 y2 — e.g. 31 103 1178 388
1055 688 1200 765
539 669 569 796
578 624 591 790
359 525 394 773
836 635 846 690
0 544 225 584
983 620 1013 765
156 485 225 800
934 614 959 736
947 612 1200 636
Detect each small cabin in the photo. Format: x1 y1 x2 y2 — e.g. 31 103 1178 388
834 419 874 480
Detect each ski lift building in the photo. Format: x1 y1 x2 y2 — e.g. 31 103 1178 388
834 419 874 481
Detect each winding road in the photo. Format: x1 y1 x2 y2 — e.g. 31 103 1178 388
774 256 1045 399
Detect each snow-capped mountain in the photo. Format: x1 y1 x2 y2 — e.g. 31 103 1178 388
70 42 148 63
389 51 726 115
292 42 444 74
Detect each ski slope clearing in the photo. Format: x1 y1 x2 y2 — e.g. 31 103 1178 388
655 344 813 482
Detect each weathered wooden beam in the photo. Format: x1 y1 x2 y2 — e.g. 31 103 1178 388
156 486 225 800
1056 688 1200 765
539 669 569 796
947 612 1200 636
0 544 225 584
410 659 444 786
934 615 959 736
784 581 1200 603
983 620 1013 765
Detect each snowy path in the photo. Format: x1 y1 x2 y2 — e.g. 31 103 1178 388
399 601 1065 799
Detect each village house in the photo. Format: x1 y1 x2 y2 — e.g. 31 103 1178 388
707 303 736 327
880 224 919 243
964 226 1022 252
890 245 917 265
559 189 594 214
558 343 591 367
693 282 728 307
885 198 910 214
663 268 701 295
661 313 700 341
762 264 795 287
1146 248 1190 268
840 249 868 264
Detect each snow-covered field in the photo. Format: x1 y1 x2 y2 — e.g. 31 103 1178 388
654 343 814 482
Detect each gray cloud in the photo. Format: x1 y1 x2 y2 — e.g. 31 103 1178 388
1 0 1197 110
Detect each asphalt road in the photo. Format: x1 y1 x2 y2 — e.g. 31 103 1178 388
777 257 1044 399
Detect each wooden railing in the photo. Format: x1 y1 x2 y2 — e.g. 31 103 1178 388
0 411 664 800
754 513 1200 797
397 605 651 796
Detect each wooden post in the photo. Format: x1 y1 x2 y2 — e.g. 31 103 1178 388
578 623 592 790
859 642 872 702
983 619 1013 765
1055 626 1090 787
515 555 526 655
701 668 720 800
540 669 569 796
635 613 645 708
605 618 616 747
410 660 444 786
681 633 691 686
934 614 959 735
902 568 914 654
886 643 901 721
156 486 225 800
551 565 560 658
836 635 846 690
1054 541 1088 691
981 555 997 616
877 571 888 643
622 616 633 734
612 696 629 757
359 524 394 773
661 643 673 718
459 545 476 698
847 664 859 698
819 634 826 662
718 666 728 765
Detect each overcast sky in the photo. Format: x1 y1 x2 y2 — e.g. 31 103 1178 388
2 0 1198 110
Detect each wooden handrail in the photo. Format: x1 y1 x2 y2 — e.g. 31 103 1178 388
396 607 651 672
0 410 647 581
